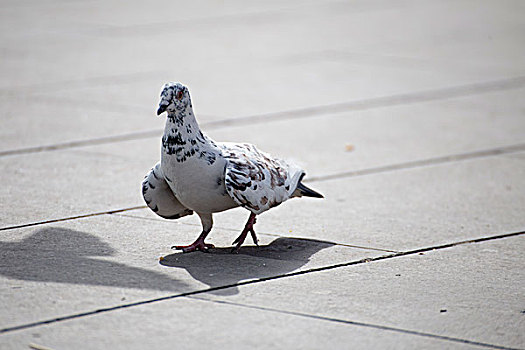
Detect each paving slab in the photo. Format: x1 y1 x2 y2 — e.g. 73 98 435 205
3 146 523 250
123 153 525 252
0 148 147 228
0 92 165 154
259 155 525 251
2 0 523 90
2 0 524 151
3 59 524 153
80 85 525 177
0 214 380 330
5 68 523 154
3 84 524 229
198 235 525 349
204 87 525 178
0 296 480 350
1 0 524 348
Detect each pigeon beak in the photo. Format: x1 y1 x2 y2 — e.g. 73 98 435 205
156 105 167 116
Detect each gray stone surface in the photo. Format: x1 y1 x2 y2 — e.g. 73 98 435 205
0 297 481 350
77 85 525 177
3 88 525 228
2 0 525 151
0 149 147 228
1 0 524 349
232 154 525 251
200 236 525 349
0 215 381 328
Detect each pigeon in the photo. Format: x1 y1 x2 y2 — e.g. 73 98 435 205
142 82 323 253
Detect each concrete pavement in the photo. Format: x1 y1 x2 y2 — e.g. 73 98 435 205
1 0 524 349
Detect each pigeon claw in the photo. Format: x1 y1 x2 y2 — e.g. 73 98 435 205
232 232 255 245
231 213 258 253
172 242 215 253
231 229 258 253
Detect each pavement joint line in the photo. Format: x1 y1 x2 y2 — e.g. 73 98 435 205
335 242 398 253
1 75 524 158
112 212 400 253
1 229 522 335
186 296 521 350
2 142 524 232
0 206 147 232
304 143 525 183
0 92 217 122
199 75 525 127
0 130 162 157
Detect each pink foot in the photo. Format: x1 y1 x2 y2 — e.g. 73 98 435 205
231 213 258 253
172 240 214 253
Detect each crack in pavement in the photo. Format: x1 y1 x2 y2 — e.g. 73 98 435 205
1 230 523 341
1 75 524 158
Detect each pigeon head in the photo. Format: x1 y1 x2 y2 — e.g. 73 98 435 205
156 82 191 116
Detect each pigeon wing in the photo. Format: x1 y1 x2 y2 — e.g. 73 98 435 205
222 143 304 215
142 162 193 219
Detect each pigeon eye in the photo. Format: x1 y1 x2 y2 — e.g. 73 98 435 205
176 91 184 100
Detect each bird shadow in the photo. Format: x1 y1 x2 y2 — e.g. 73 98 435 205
0 227 192 292
0 227 335 296
160 237 336 295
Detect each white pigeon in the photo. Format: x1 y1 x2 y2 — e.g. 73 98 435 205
142 82 323 253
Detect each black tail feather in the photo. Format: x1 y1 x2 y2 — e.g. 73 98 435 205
296 182 324 198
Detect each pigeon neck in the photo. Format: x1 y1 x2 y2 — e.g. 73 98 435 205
165 104 200 134
162 106 217 163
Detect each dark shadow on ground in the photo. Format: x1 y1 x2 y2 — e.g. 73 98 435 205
0 228 336 296
0 227 192 292
160 237 336 295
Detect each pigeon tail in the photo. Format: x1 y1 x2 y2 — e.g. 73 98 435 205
294 181 324 198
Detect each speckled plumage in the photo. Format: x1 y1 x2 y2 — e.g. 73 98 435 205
221 142 304 214
142 82 323 252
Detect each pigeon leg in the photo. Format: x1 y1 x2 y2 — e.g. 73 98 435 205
172 230 214 253
232 213 258 253
172 212 214 253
